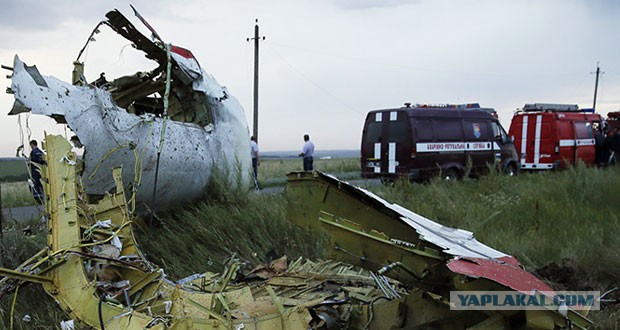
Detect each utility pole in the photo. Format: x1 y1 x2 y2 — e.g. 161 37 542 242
247 19 265 142
591 62 604 112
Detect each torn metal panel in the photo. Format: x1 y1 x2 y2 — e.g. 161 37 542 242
447 257 555 293
7 8 251 210
285 171 592 329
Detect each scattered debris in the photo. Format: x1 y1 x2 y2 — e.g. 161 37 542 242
284 171 593 329
0 135 411 329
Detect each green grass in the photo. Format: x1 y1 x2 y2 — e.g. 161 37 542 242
0 228 69 329
0 159 29 182
0 182 34 209
136 192 327 278
2 164 620 328
0 158 35 209
257 157 360 186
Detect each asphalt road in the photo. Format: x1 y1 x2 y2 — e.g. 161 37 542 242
1 205 44 225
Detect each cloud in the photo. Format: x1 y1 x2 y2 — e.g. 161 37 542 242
0 1 171 31
331 0 421 10
0 1 68 30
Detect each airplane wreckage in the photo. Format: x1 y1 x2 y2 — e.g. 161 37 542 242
0 135 593 329
0 8 593 330
5 8 252 210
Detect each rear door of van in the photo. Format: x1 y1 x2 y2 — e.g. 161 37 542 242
512 113 555 170
362 110 411 177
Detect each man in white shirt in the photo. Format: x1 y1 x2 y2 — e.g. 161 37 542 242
298 134 315 171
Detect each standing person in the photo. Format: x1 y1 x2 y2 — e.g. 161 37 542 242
298 134 315 171
602 127 613 165
29 140 46 203
593 124 605 166
250 136 260 189
612 127 620 165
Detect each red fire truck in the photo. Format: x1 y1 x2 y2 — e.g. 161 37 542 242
508 103 604 170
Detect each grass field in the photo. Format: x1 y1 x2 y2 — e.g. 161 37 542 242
0 158 28 182
256 157 360 186
0 181 33 209
2 162 620 328
0 158 35 209
0 157 360 208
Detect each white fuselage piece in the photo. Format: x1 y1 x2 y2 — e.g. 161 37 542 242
10 55 251 210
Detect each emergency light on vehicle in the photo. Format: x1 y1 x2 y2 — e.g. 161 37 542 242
522 103 580 112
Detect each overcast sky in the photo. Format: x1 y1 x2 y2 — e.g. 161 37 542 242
0 0 618 156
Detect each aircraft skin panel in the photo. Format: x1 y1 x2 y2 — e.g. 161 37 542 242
9 54 251 210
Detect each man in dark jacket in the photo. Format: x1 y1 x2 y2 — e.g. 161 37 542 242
29 140 46 202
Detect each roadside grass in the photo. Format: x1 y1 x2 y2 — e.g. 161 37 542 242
2 163 619 328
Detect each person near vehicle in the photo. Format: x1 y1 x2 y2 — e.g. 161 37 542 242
298 134 315 171
250 136 260 188
593 124 605 166
612 127 620 165
29 140 46 203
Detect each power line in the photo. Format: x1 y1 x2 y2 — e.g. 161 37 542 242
263 43 361 115
268 41 596 79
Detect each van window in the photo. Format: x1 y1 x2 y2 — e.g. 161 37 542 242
574 122 593 139
435 119 463 141
388 120 408 143
414 119 433 141
366 121 383 143
464 120 489 140
491 122 509 143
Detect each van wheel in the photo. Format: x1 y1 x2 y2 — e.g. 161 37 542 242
504 163 518 177
443 168 459 181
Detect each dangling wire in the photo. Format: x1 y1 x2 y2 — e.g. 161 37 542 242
25 113 32 143
76 21 105 62
17 114 43 207
17 114 25 153
149 43 172 222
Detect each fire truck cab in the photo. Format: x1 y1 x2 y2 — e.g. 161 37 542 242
508 103 604 170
